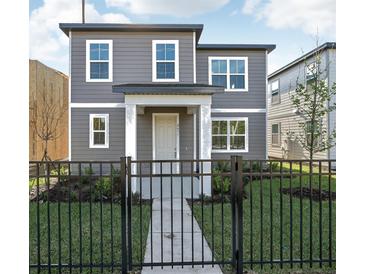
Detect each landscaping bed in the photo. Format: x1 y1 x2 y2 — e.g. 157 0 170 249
280 187 336 201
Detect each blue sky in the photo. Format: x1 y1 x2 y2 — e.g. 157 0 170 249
29 0 336 74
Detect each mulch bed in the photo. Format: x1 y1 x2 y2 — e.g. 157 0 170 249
29 177 150 204
280 187 336 201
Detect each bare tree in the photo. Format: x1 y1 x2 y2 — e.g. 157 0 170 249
287 38 336 160
32 85 66 163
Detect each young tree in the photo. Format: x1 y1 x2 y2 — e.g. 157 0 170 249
32 85 66 163
288 41 336 160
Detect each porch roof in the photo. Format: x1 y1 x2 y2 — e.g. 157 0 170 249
112 83 224 95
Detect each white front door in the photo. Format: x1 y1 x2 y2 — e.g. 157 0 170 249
153 114 179 173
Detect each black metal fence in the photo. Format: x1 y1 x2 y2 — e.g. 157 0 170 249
29 157 336 273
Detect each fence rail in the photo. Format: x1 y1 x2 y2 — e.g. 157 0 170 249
29 157 336 273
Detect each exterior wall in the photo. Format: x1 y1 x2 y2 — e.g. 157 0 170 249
71 31 194 103
211 112 266 160
71 108 125 161
267 49 335 160
196 49 267 109
29 59 68 161
328 49 336 160
137 107 194 160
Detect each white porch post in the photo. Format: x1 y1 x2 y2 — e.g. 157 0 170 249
125 103 137 192
199 103 212 196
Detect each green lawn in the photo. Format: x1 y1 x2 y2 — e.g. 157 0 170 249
193 174 336 273
29 202 150 273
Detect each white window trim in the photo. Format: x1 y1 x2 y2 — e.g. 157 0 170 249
211 117 249 153
89 114 109 148
271 123 280 147
86 40 113 82
271 79 280 104
208 56 248 92
152 40 179 82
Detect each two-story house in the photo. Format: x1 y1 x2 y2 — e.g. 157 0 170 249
267 42 336 160
60 23 275 167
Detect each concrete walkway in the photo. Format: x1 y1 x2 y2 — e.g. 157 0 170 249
142 198 223 273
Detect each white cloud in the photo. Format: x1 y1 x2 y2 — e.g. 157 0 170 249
106 0 229 17
242 0 336 36
30 0 130 73
242 0 261 14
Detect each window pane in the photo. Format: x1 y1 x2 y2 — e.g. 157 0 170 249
212 121 227 134
272 134 279 145
230 60 245 73
272 93 280 103
212 75 227 88
99 44 109 60
211 60 227 73
230 121 245 135
157 62 175 79
230 75 244 89
93 117 105 130
156 44 165 60
212 136 227 150
94 132 105 145
271 80 279 91
90 44 99 60
90 62 109 79
165 44 175 60
230 136 245 150
272 124 279 134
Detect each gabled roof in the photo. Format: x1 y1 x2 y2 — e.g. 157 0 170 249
197 44 276 53
269 42 336 79
112 83 224 95
59 23 204 41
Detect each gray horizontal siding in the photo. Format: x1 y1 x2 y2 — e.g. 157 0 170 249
71 31 194 103
71 108 124 161
196 50 267 108
211 112 266 160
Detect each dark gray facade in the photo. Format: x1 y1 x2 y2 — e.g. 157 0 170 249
64 24 274 161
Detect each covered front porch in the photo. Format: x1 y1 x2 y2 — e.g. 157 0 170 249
112 83 224 196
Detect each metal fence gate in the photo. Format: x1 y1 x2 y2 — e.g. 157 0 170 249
29 156 336 273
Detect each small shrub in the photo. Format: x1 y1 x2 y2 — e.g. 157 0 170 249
95 177 112 197
80 166 94 184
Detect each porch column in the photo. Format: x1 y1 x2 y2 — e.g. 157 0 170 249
125 104 137 192
199 103 212 196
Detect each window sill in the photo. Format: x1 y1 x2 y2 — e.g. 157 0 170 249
212 149 248 153
89 145 109 149
224 89 248 92
152 78 179 82
86 78 113 83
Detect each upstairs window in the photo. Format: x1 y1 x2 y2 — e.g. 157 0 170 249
86 40 113 82
306 62 318 81
209 57 248 91
89 114 109 148
212 118 248 152
271 79 280 104
152 40 179 82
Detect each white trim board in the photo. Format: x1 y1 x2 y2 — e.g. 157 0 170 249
70 103 125 108
211 108 266 113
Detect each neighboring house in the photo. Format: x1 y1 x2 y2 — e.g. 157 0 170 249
29 59 69 161
60 23 275 167
267 42 336 160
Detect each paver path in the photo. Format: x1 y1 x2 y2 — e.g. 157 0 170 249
142 198 223 273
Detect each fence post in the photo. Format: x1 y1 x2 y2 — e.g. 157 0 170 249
127 156 132 271
231 156 243 274
120 157 128 274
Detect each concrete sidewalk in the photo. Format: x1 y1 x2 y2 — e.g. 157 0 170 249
142 198 223 273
